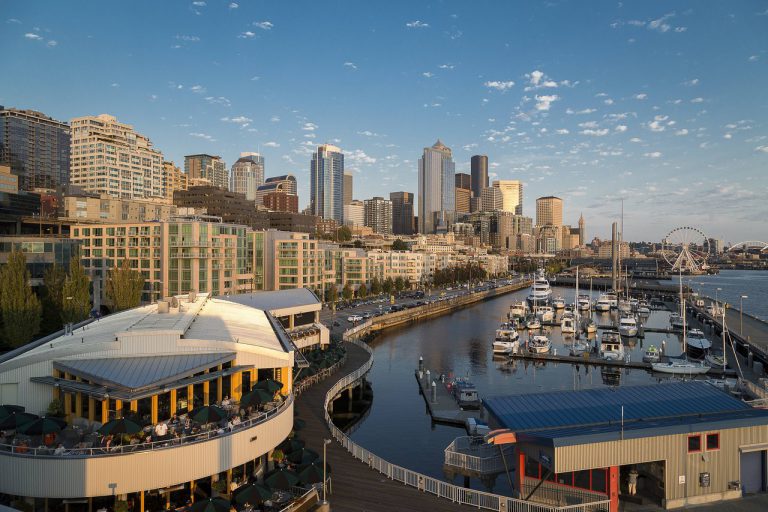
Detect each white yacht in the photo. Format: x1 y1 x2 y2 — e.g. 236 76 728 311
577 295 591 311
535 306 555 323
526 270 553 306
525 315 541 330
509 301 529 319
493 337 520 355
600 331 625 361
637 301 651 316
618 299 632 314
527 335 552 354
686 328 712 359
561 314 576 334
618 316 638 337
652 358 710 375
552 297 566 310
595 292 617 312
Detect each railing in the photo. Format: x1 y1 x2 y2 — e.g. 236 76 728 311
294 352 348 397
323 338 611 512
0 394 293 458
444 436 514 475
521 479 609 510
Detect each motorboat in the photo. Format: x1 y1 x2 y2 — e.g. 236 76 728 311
642 345 661 363
495 323 520 343
705 352 726 369
493 338 520 355
536 306 554 323
577 295 591 311
595 292 617 312
526 270 553 306
651 358 710 375
563 304 575 315
618 299 632 314
600 331 625 361
552 297 566 310
637 301 651 316
630 298 639 311
561 315 576 334
569 339 590 356
448 378 482 410
618 316 638 337
527 335 552 354
525 315 541 330
509 301 529 319
669 312 685 330
686 329 712 359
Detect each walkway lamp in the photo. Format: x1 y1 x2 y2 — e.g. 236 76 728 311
322 438 331 504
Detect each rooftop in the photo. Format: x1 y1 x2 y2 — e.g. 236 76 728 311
220 289 320 316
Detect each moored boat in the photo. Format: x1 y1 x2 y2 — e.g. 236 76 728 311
577 294 591 311
642 345 661 363
561 314 576 334
536 306 554 323
448 378 482 410
651 358 710 375
527 335 552 354
526 269 553 306
552 297 566 310
686 328 712 359
509 301 529 319
619 316 638 337
600 331 624 361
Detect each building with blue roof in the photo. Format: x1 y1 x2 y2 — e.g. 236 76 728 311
483 381 768 510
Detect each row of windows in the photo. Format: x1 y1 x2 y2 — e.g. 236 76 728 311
688 433 719 452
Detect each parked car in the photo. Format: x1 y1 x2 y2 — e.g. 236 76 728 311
347 315 363 322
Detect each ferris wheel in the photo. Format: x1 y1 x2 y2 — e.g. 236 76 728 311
661 227 711 274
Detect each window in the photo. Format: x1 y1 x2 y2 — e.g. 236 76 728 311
688 435 702 453
706 433 719 450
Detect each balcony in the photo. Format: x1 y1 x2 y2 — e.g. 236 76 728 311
0 395 294 499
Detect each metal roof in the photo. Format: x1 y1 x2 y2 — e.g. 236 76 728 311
220 289 320 313
484 381 758 436
53 353 234 392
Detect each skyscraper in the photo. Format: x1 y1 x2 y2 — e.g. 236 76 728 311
185 154 228 189
390 191 414 235
535 196 563 228
455 187 471 214
310 144 344 222
343 200 365 228
264 174 297 195
578 213 586 246
455 173 472 190
0 106 70 191
343 172 353 205
481 186 503 211
70 114 164 199
364 196 393 234
229 152 264 200
470 155 488 198
418 139 455 234
493 180 523 215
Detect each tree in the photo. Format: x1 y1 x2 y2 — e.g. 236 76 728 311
382 277 394 295
41 263 67 334
0 250 42 347
325 285 338 304
336 225 352 242
357 283 368 299
394 276 405 292
106 260 145 312
391 239 408 251
342 282 354 301
62 257 91 325
353 240 364 248
370 277 382 295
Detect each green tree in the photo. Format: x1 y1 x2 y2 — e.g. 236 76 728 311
382 277 394 295
336 225 352 242
342 282 354 301
353 240 363 248
41 263 67 334
325 285 338 304
0 250 42 347
62 257 91 325
394 276 405 292
357 283 368 299
370 277 382 295
391 239 408 251
106 260 145 312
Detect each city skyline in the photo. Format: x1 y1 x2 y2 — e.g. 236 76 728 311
1 1 767 241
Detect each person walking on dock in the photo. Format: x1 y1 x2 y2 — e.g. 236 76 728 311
628 467 639 496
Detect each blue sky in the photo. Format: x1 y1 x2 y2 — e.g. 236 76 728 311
1 0 767 242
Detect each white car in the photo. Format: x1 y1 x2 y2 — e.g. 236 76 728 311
347 315 363 322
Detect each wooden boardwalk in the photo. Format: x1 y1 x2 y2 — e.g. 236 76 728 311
295 342 470 512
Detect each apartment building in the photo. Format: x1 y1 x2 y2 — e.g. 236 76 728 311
61 193 176 223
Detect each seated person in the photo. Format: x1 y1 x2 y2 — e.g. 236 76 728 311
154 421 169 439
221 395 231 407
54 443 68 455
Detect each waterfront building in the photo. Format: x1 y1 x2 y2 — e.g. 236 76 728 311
343 172 353 205
364 196 393 235
0 236 80 287
0 166 41 219
470 155 488 198
343 199 365 228
70 114 165 200
185 154 228 190
418 140 455 234
390 191 414 235
709 238 724 254
0 106 70 191
455 172 472 191
480 186 503 212
470 196 482 213
0 290 328 509
229 152 264 200
173 186 262 229
367 249 425 285
484 381 768 510
310 144 344 223
455 186 471 214
0 164 18 193
260 211 318 235
163 161 188 202
493 180 523 215
60 192 176 223
262 230 324 293
597 240 630 259
323 245 370 288
262 190 299 213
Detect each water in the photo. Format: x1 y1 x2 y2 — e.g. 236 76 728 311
667 270 768 321
349 285 696 490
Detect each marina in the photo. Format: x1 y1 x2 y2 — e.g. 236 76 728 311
414 363 485 427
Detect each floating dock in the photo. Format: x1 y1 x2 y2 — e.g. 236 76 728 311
414 367 482 427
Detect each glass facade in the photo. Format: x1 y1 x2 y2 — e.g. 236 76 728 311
310 145 344 222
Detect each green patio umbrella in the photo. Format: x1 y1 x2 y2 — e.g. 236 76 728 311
98 417 144 435
292 418 306 431
297 460 331 485
0 404 24 420
233 482 273 505
278 438 305 453
265 467 299 491
255 379 283 394
286 447 319 465
0 412 39 430
188 405 228 424
188 497 230 512
16 416 66 436
240 388 274 408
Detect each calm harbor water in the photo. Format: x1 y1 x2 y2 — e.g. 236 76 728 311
673 270 768 322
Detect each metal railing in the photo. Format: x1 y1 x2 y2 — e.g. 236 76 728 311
522 479 609 510
294 352 348 397
444 436 514 475
324 338 611 512
0 394 293 458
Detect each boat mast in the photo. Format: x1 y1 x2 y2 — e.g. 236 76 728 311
721 307 726 371
680 269 687 357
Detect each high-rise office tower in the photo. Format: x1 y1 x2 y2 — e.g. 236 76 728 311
185 154 228 190
364 196 393 234
455 187 471 214
455 173 472 190
535 196 563 228
481 186 503 211
470 155 488 198
310 144 344 222
343 199 365 228
343 172 353 205
229 152 264 200
390 191 414 235
493 180 523 215
0 106 70 191
264 174 297 195
70 114 164 199
418 139 455 234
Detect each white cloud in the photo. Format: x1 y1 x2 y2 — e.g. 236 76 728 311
534 94 559 111
221 116 252 124
579 121 599 129
204 96 231 106
675 128 689 136
254 21 273 30
343 62 357 70
24 33 42 40
484 80 515 91
439 64 455 70
189 132 215 141
46 40 57 47
615 125 628 133
176 35 200 42
566 108 597 115
192 1 206 6
690 97 704 103
648 12 675 33
604 98 614 105
648 115 669 132
644 151 662 158
190 84 206 94
633 93 647 100
347 149 376 165
683 78 700 86
270 116 280 122
406 20 429 28
357 130 381 137
630 137 643 143
422 72 434 78
555 129 570 135
264 141 280 148
529 70 544 86
7 18 22 24
723 133 733 140
238 31 256 39
228 2 239 8
580 128 609 136
110 83 119 88
748 55 759 62
302 122 317 131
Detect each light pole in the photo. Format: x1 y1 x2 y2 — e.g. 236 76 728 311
322 438 331 504
715 287 721 307
740 295 748 336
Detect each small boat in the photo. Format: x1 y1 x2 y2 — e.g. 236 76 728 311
600 331 625 361
637 302 651 316
618 300 632 314
495 323 520 342
525 315 541 330
509 301 529 319
577 295 591 311
561 315 576 334
686 328 712 359
652 358 710 375
705 352 726 368
642 345 661 363
569 340 590 356
536 306 554 323
527 335 551 354
448 378 482 410
619 316 638 337
552 297 566 310
669 312 684 330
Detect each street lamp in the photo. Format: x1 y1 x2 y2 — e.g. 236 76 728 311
740 295 748 336
715 287 722 307
322 438 332 504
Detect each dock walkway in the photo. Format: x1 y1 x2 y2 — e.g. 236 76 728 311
415 368 481 426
